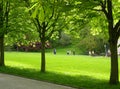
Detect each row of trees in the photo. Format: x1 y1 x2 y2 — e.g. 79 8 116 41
0 0 120 84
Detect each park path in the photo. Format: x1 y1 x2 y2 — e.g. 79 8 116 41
0 73 76 89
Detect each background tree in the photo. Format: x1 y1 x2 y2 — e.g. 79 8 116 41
77 26 105 55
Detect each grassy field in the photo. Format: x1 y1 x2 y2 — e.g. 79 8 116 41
0 51 120 89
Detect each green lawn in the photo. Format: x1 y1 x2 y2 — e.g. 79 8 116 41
0 52 120 89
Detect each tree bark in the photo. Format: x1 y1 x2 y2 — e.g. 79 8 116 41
0 36 4 66
0 0 4 66
40 22 46 72
41 39 46 72
109 39 119 84
106 0 119 84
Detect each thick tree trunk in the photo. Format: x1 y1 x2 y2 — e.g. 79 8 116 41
109 39 119 84
0 36 4 66
104 0 119 84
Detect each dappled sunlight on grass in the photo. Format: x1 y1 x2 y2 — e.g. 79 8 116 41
0 66 120 89
1 52 120 89
6 61 34 69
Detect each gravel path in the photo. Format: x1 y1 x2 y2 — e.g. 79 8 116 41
0 73 76 89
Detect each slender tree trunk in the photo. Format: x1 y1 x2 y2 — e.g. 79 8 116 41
41 39 46 72
40 22 46 72
0 36 4 66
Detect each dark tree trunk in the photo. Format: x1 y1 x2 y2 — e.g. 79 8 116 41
0 0 4 66
40 22 46 72
0 36 4 66
109 39 119 84
41 39 46 72
108 0 119 84
102 0 119 84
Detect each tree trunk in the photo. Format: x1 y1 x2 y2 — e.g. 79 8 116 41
104 0 119 84
40 22 46 72
0 0 4 66
0 36 4 66
109 39 119 84
41 39 46 72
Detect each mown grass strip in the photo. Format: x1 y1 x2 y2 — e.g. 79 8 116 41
0 52 119 89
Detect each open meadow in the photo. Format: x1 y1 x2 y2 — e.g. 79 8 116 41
0 51 120 89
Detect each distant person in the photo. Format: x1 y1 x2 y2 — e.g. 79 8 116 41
108 49 111 57
69 50 72 55
53 48 56 55
73 51 75 55
89 51 91 56
92 50 94 56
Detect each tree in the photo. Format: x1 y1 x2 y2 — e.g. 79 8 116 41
0 0 38 66
70 0 119 84
0 0 10 66
100 0 120 84
76 25 105 55
5 1 39 48
24 0 67 72
78 0 120 84
0 0 4 66
88 0 120 84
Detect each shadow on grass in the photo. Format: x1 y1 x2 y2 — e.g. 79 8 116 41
0 66 120 89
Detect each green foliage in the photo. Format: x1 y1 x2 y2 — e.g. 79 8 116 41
76 26 105 54
0 0 4 37
4 1 39 46
58 33 72 46
50 31 75 48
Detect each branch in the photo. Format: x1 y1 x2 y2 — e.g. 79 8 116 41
49 0 55 20
89 0 108 19
46 13 61 40
46 18 71 40
23 0 42 38
35 18 42 38
46 29 55 40
91 8 102 12
46 12 60 31
35 18 42 30
99 0 109 19
58 19 71 30
5 1 10 16
46 0 55 27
